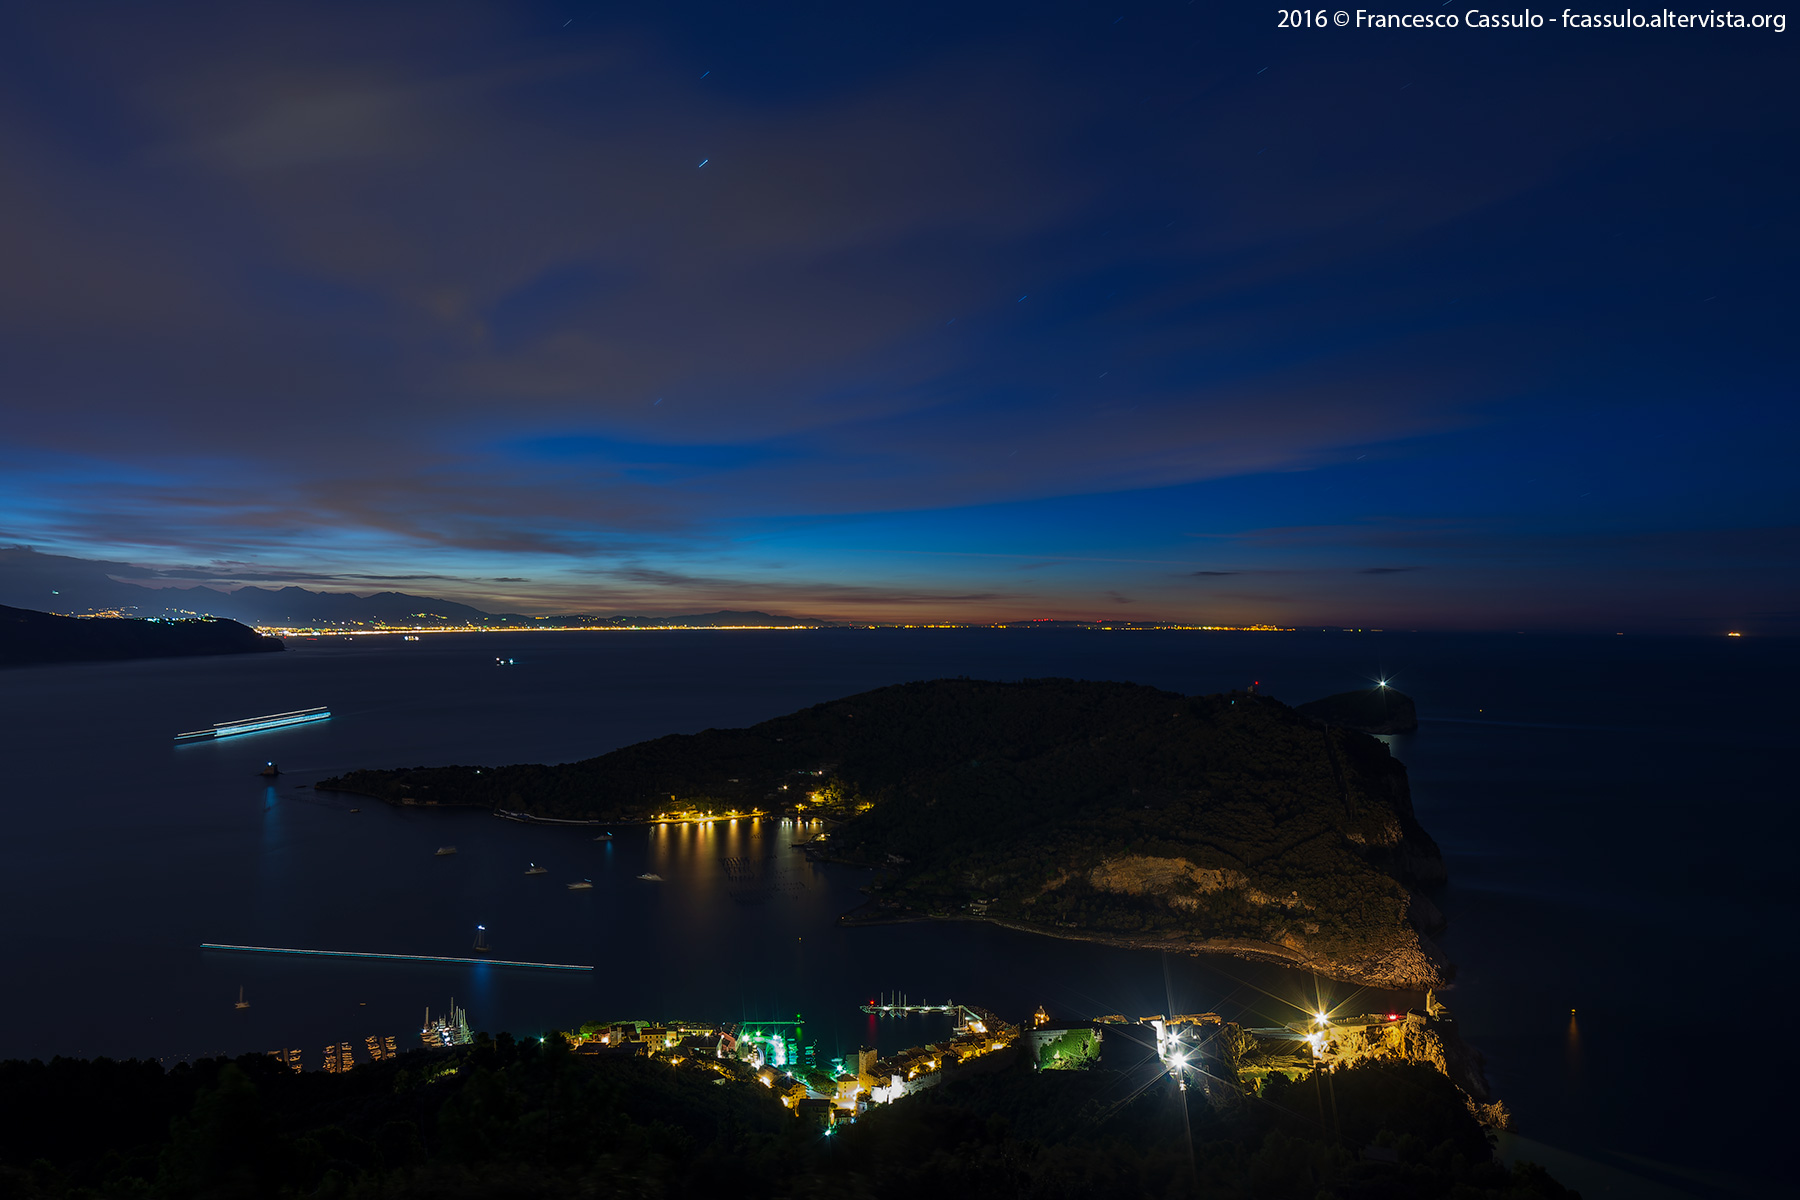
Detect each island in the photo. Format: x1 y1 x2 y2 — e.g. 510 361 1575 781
0 603 284 667
322 679 1448 989
1296 685 1419 734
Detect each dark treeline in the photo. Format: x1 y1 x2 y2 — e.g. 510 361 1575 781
0 1037 1575 1199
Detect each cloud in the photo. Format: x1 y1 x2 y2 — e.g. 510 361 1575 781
0 3 1789 629
1359 567 1417 575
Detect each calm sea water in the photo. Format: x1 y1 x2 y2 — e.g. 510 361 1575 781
0 630 1789 1194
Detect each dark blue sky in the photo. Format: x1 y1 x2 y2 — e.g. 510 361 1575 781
1 2 1792 629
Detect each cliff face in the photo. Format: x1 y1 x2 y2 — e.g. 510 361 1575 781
1324 1011 1504 1125
0 604 283 666
325 679 1449 988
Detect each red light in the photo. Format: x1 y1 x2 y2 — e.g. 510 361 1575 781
1387 1014 1397 1020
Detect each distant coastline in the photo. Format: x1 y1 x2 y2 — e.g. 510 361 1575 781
263 620 1293 636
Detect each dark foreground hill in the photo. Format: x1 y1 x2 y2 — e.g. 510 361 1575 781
323 679 1449 988
0 1037 1574 1200
0 603 283 667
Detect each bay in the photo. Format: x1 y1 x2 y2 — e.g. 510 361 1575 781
1 628 1789 1194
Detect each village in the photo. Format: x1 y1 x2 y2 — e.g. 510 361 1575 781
565 998 1022 1129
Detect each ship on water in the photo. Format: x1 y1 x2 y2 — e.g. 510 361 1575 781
175 706 330 743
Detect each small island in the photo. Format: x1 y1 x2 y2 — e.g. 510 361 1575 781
1296 685 1419 734
0 604 284 667
323 679 1448 989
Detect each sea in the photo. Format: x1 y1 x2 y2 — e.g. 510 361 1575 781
0 629 1789 1197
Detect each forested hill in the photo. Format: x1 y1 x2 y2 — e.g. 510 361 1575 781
0 604 283 666
322 679 1449 987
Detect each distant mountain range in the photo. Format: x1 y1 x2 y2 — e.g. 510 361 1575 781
0 547 815 629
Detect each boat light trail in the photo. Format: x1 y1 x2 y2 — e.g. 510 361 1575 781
200 943 593 971
175 706 331 742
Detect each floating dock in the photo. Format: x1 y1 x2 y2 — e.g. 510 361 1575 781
200 943 593 971
176 707 331 743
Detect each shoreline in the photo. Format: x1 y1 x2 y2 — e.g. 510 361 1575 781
312 787 802 831
838 902 1436 991
318 791 1442 991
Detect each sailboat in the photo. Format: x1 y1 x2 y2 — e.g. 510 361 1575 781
235 987 250 1010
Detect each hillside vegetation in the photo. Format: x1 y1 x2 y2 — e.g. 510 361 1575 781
0 1039 1575 1199
322 679 1448 987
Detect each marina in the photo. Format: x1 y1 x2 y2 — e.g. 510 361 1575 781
423 1001 474 1048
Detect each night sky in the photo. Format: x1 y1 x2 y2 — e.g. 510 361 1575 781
1 2 1792 629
